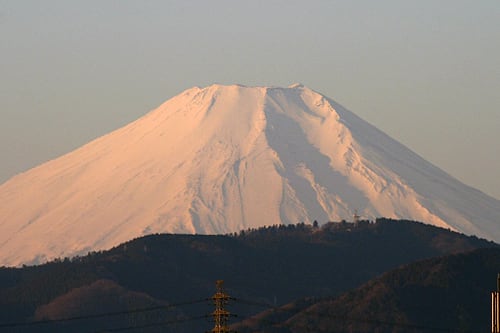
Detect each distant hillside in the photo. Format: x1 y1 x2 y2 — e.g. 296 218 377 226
233 247 500 333
0 219 496 333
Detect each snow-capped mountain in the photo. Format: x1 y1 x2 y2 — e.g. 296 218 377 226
0 84 498 266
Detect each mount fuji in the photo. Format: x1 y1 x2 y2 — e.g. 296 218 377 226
0 84 498 266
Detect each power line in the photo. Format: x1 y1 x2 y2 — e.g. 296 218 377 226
93 314 208 333
0 298 209 330
231 297 483 333
49 295 480 333
232 297 273 308
0 294 486 333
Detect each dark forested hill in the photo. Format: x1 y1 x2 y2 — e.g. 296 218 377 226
0 219 496 333
232 247 500 333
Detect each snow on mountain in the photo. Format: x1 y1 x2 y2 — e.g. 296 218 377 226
0 84 498 266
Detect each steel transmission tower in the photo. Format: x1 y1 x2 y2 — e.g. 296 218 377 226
209 280 234 333
493 274 500 333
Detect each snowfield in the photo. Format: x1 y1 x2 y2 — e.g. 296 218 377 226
0 84 498 266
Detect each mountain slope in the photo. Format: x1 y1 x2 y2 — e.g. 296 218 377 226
0 84 499 266
0 221 496 332
232 247 500 333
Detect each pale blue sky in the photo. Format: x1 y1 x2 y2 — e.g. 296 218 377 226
1 1 499 199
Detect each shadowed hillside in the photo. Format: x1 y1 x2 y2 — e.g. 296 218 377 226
0 219 496 332
233 247 500 333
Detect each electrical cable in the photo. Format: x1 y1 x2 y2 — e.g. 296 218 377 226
0 295 487 333
92 314 208 333
232 297 483 333
0 298 209 330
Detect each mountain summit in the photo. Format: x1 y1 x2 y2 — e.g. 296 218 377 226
0 84 498 266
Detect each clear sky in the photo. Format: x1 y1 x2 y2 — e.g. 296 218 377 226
1 1 499 199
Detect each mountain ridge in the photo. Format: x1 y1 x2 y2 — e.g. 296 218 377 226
231 246 500 333
0 84 498 266
0 219 496 332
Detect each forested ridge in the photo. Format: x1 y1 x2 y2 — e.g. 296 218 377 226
0 218 496 333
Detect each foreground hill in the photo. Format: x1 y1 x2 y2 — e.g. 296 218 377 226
233 247 500 333
0 219 496 333
1 84 499 266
